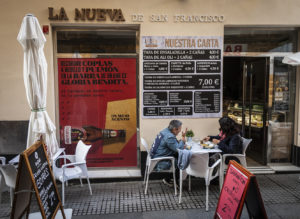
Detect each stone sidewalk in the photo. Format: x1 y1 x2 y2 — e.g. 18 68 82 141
1 173 300 218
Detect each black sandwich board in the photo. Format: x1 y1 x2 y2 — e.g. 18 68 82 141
10 140 65 219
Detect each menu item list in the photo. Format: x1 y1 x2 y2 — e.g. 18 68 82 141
142 36 223 118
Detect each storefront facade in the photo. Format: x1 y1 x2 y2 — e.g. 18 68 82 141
1 0 300 176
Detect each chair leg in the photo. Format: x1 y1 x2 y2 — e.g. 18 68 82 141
143 165 148 185
0 176 2 205
188 175 191 192
206 185 209 211
241 158 247 168
62 181 65 206
10 188 14 207
145 170 150 195
172 160 177 196
219 163 224 191
79 177 83 187
179 170 182 203
86 177 93 195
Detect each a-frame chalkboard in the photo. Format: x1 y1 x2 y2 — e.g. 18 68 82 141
214 160 267 219
11 140 65 219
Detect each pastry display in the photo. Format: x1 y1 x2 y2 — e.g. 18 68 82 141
226 101 263 128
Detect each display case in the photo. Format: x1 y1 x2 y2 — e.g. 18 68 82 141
226 102 263 128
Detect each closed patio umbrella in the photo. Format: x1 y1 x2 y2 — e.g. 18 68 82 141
17 14 58 158
282 52 300 66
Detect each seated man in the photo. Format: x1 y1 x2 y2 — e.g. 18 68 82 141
151 120 186 187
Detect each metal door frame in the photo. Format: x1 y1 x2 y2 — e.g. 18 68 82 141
224 52 295 164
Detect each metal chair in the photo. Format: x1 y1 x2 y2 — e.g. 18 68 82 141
178 152 221 211
141 137 177 195
53 140 92 205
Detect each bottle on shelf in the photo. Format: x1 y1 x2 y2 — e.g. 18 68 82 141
63 125 126 145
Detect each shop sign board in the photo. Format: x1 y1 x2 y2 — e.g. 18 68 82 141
142 36 223 118
215 161 267 219
58 58 137 168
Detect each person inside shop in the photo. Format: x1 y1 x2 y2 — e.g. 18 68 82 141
151 120 187 187
203 116 243 165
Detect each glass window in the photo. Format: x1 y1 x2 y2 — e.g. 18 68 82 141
268 57 296 162
57 30 137 53
224 27 298 52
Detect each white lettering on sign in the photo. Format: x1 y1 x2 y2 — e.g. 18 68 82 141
174 14 225 23
150 14 168 22
36 168 50 189
131 14 144 22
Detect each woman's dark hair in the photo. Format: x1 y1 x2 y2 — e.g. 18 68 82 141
218 116 240 137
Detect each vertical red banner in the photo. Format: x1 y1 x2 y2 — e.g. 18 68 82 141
58 58 137 167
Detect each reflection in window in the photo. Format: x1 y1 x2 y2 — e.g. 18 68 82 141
224 27 297 52
57 31 136 53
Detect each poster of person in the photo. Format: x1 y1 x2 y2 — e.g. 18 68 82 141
58 58 137 167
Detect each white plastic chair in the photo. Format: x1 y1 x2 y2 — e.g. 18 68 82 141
141 137 177 195
222 137 252 169
0 157 6 165
53 140 92 205
0 157 6 204
178 152 221 211
0 163 17 207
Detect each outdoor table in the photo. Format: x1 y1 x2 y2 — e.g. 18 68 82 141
188 141 222 153
8 147 66 166
8 155 20 165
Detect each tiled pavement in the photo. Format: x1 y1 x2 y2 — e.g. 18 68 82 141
1 174 300 218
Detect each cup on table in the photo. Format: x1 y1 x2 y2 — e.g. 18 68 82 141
194 138 200 144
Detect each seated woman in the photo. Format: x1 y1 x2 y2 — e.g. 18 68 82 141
204 116 243 165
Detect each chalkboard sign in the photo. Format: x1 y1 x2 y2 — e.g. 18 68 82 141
142 36 223 119
11 140 65 219
214 161 267 219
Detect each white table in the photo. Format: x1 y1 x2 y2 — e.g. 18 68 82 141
188 142 222 153
8 155 20 165
8 147 66 165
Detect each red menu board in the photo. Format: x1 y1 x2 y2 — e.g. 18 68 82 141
216 164 249 219
58 58 137 167
215 161 267 219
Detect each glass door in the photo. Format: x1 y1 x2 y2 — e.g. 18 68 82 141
223 57 269 165
243 58 269 165
267 57 296 163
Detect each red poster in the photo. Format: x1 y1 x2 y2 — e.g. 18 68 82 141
216 164 249 219
58 58 137 167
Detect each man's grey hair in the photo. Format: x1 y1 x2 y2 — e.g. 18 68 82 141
168 120 182 130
